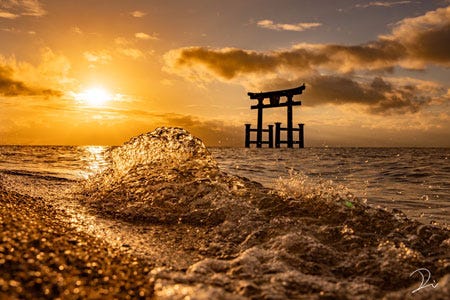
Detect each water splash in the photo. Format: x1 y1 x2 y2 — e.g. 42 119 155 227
73 127 450 299
274 169 359 208
78 127 242 225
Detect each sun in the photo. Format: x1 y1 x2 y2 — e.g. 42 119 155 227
74 87 112 107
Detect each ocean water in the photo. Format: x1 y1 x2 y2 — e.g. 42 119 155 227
0 128 449 299
211 147 450 225
0 144 448 225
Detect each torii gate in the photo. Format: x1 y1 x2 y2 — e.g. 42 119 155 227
245 84 305 148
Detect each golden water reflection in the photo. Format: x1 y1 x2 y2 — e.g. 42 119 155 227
80 145 108 179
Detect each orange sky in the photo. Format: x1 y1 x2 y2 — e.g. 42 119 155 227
0 0 449 146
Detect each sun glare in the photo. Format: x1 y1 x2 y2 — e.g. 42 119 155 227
75 87 112 107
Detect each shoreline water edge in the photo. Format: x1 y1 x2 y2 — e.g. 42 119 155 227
1 127 449 299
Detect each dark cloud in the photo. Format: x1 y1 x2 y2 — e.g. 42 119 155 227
404 24 450 64
308 76 384 105
386 6 450 66
0 66 61 97
322 40 407 70
175 47 283 79
259 75 428 114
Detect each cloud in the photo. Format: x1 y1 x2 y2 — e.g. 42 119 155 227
83 50 112 64
163 6 450 115
0 10 18 19
164 47 292 80
114 37 131 45
134 32 159 40
1 27 21 33
305 76 433 114
160 79 174 86
130 10 146 18
117 48 145 60
0 65 60 97
255 75 442 115
84 43 150 63
0 0 46 18
0 48 71 98
71 26 83 35
1 28 36 35
356 1 412 8
382 5 450 67
257 19 322 32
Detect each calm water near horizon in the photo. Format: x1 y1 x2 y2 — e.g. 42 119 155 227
0 145 448 226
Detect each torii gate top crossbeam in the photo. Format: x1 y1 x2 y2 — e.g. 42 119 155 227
247 84 305 100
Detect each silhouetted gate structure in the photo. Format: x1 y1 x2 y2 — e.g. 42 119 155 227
245 84 305 148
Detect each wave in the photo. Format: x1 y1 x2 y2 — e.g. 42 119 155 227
78 127 229 225
75 127 450 299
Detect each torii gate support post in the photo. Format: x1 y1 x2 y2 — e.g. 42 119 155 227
287 95 293 148
299 123 304 148
268 124 274 148
245 124 251 148
256 98 263 148
275 122 281 148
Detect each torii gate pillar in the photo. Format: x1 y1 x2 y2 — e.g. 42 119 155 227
256 98 263 148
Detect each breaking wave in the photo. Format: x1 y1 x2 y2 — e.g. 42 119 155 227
76 127 450 299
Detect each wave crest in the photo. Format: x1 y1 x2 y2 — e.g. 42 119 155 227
78 127 247 225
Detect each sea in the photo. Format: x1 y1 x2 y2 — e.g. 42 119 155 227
0 128 449 298
0 144 448 225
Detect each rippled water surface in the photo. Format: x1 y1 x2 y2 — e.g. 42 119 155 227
0 145 448 224
210 147 450 224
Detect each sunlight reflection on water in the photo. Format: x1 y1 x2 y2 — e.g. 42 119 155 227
79 146 108 179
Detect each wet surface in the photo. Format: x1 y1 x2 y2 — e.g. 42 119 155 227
1 128 449 299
